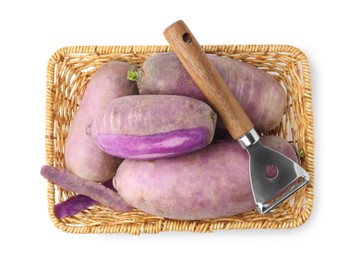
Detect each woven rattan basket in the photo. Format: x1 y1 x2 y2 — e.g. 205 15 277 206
45 45 314 234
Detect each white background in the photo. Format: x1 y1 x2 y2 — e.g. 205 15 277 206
0 0 358 259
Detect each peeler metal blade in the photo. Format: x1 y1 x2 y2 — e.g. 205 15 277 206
239 129 310 214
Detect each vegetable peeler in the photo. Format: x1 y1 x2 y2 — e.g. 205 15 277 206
163 20 310 214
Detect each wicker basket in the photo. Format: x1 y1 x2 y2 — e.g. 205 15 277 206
45 45 314 234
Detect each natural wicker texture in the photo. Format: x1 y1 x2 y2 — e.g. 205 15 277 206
45 45 314 234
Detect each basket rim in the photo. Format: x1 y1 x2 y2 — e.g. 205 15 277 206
45 44 314 234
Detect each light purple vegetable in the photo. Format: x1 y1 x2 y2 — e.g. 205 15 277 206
65 61 138 182
91 95 217 160
129 52 286 132
53 180 114 219
41 165 134 213
54 194 98 219
113 135 298 220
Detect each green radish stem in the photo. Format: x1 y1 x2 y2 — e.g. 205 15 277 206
298 148 305 159
127 68 139 81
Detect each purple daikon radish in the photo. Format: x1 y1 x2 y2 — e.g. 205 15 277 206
91 95 217 160
65 61 138 182
128 52 286 132
113 135 298 220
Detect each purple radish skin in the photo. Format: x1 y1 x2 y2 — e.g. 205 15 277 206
41 165 134 213
92 95 217 160
53 180 115 219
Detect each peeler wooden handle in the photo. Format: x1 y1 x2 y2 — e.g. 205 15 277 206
163 20 254 140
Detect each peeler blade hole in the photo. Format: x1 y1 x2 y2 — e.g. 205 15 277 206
182 33 192 44
264 164 278 179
